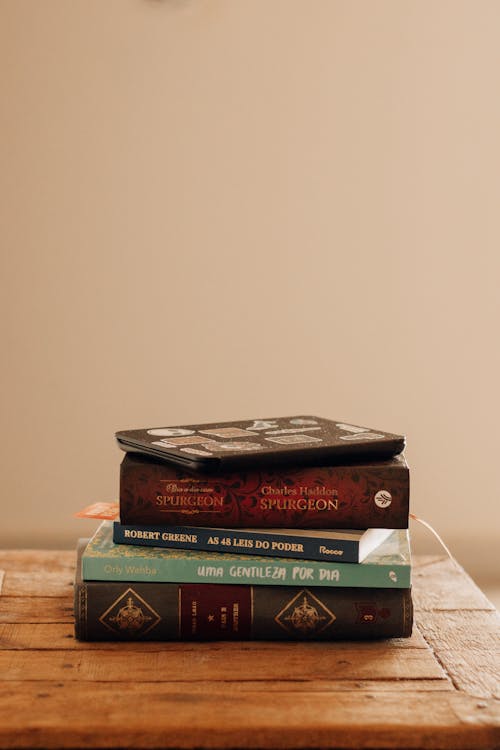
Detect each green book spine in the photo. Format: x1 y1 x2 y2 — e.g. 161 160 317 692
82 522 411 589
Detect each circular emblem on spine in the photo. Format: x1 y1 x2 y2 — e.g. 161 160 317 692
110 597 151 632
374 490 392 508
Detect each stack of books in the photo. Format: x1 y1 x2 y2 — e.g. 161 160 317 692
74 415 412 641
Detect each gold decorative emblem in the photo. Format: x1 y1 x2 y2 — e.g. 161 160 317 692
275 589 336 636
99 588 161 636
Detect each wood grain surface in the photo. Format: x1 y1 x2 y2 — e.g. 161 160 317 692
0 551 498 750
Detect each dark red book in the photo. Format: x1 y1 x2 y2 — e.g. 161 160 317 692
119 453 409 529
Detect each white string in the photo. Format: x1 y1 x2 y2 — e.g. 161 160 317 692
409 512 454 561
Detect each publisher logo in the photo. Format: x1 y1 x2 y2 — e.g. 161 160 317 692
374 490 392 508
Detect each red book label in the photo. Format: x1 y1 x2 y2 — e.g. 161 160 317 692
179 584 252 639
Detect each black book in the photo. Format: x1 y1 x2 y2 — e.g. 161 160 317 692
115 415 405 472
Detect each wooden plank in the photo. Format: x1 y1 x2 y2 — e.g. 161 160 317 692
0 622 430 650
415 606 500 699
0 624 79 650
1 571 74 597
432 650 500 700
0 597 73 623
0 683 497 749
0 645 447 682
0 670 456 694
0 550 74 572
417 610 500 652
412 559 495 611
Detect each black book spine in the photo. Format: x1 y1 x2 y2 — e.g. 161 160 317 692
74 579 413 641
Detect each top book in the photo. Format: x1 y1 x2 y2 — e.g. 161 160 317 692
116 416 405 472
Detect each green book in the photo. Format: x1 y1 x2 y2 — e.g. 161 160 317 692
82 521 411 589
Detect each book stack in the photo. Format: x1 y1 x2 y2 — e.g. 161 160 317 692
74 415 412 641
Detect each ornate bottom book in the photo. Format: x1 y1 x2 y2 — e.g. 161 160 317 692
74 543 413 641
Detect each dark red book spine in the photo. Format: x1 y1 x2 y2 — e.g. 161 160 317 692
119 453 409 529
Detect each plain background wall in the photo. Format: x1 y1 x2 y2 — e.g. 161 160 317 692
1 1 499 587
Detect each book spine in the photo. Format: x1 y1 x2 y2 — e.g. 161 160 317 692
74 580 413 641
119 454 409 529
113 523 361 563
82 544 411 589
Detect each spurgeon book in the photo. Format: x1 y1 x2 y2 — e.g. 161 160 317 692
82 522 411 589
75 544 413 641
113 523 394 563
119 453 409 529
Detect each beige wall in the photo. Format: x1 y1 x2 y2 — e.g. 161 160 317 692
1 1 499 584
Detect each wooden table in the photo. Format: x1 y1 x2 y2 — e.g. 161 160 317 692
0 552 498 749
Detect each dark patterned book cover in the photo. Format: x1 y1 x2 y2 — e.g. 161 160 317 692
120 453 409 529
